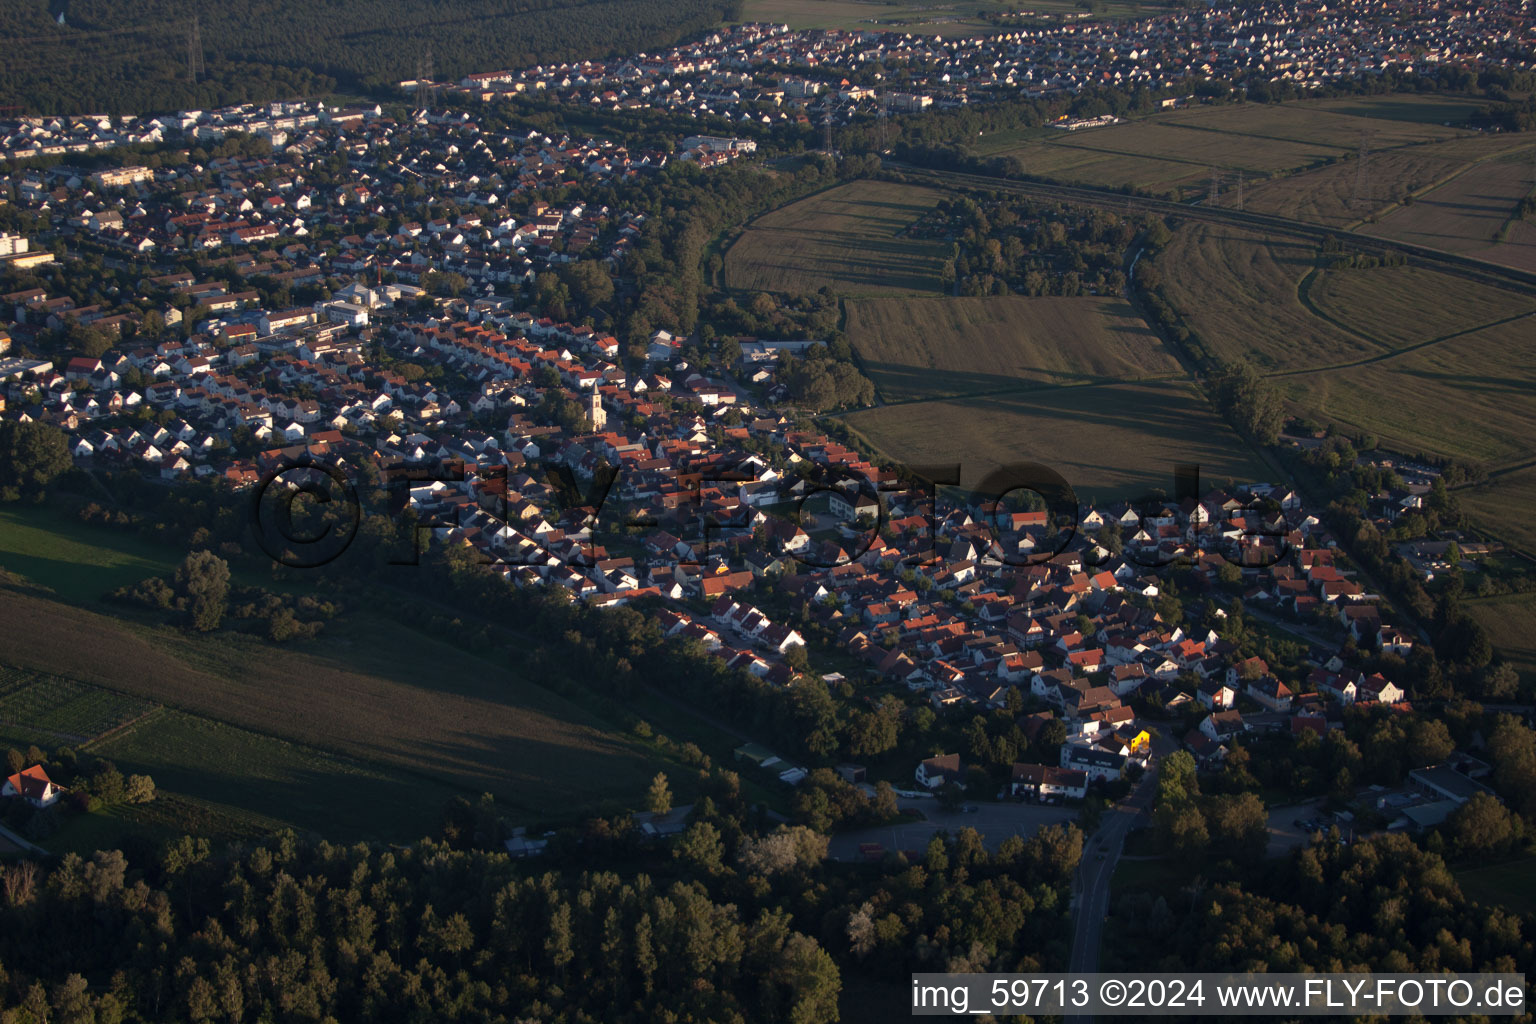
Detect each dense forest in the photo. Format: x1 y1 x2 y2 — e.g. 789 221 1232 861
0 0 740 114
0 789 1084 1023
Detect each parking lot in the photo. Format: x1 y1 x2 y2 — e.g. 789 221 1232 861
1265 798 1332 856
828 796 1077 860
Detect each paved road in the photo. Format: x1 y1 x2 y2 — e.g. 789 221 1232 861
1065 734 1175 1022
828 796 1076 860
1068 768 1158 973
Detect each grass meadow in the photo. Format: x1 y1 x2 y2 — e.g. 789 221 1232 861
1461 468 1536 559
0 507 180 603
1464 595 1536 690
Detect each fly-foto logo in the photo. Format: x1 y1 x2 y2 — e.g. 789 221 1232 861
248 454 1293 573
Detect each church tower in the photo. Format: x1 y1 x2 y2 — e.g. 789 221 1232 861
587 388 606 431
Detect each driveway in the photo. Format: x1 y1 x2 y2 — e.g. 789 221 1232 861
828 796 1076 860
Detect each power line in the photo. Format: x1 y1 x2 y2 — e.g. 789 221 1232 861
418 48 439 110
187 16 205 84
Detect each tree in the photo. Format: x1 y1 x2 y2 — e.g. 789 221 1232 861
674 820 724 874
1406 719 1454 767
1482 663 1520 700
173 551 230 632
124 774 156 804
1157 750 1199 807
645 771 671 815
5 749 24 776
1450 792 1517 860
0 420 71 501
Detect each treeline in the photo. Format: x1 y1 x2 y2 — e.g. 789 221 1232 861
0 0 740 114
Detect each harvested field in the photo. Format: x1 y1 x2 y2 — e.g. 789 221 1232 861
1368 148 1536 271
723 180 950 296
1279 317 1536 464
845 295 1181 402
1306 265 1536 352
1239 134 1530 228
1157 223 1382 372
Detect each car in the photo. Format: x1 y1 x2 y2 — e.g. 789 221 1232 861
962 804 979 813
1293 818 1308 828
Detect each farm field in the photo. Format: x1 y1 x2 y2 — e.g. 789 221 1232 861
738 0 1161 32
980 95 1487 200
845 295 1181 402
0 667 155 747
1005 143 1207 194
1311 93 1500 125
1464 595 1536 689
1238 133 1530 229
1456 855 1536 918
1367 148 1536 272
1461 468 1536 559
1305 265 1536 352
1277 317 1536 464
90 709 461 844
1164 100 1467 150
841 379 1266 500
1157 224 1382 372
0 582 676 824
723 180 951 296
1051 121 1340 177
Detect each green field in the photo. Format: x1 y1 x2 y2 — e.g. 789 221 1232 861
723 180 951 296
1465 594 1536 688
0 667 155 747
0 507 180 603
1157 221 1536 380
1455 854 1536 917
1461 468 1536 558
87 708 461 844
1305 265 1536 352
842 379 1266 500
845 294 1182 402
0 584 673 820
